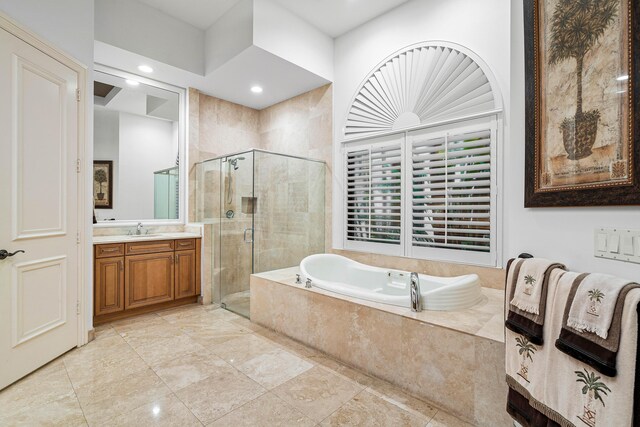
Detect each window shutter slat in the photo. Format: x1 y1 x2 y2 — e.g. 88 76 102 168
411 129 492 253
345 142 402 246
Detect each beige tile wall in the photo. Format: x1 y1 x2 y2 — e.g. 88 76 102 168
258 85 333 249
189 85 333 240
190 85 333 303
253 153 325 275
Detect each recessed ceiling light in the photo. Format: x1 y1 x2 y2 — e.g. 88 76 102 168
126 79 140 86
138 65 153 73
251 85 263 94
617 75 629 81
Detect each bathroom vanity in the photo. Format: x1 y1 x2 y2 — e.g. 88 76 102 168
93 235 201 324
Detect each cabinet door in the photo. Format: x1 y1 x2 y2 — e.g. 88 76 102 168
95 257 125 316
175 250 196 299
125 253 174 309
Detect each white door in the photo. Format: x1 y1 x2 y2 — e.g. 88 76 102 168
0 27 80 389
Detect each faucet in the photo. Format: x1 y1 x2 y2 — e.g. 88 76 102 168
410 272 422 312
136 222 144 235
305 278 312 289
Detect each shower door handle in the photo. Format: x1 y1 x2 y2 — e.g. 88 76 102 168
243 228 253 243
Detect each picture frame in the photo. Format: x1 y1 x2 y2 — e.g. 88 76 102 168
93 160 113 209
524 0 639 207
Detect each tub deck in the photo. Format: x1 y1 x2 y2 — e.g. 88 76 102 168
250 266 510 426
253 266 504 343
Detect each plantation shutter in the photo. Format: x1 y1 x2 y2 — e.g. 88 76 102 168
410 126 494 263
345 138 402 251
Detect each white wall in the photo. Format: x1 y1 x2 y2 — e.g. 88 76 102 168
332 0 510 262
333 0 640 279
508 2 640 279
205 0 254 74
0 0 96 329
95 0 205 75
0 0 94 66
253 0 334 81
118 112 177 220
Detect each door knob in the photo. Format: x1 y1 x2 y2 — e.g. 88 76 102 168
0 249 25 260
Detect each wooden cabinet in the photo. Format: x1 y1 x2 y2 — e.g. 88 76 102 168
175 250 196 299
94 257 125 316
94 238 201 324
125 252 175 309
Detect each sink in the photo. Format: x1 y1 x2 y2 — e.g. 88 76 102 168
125 234 163 238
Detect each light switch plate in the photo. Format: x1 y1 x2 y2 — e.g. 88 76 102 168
594 228 640 264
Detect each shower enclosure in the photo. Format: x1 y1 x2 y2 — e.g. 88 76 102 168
154 166 179 219
195 150 325 318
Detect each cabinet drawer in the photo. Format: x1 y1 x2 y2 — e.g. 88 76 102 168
175 239 196 251
125 240 174 255
95 243 125 258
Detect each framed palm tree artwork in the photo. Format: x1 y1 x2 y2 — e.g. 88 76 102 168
524 0 639 206
93 160 113 209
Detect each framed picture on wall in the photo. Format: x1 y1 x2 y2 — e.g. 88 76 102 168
93 160 113 209
524 0 639 207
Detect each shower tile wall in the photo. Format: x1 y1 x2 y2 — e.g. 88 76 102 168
189 85 333 305
189 85 332 238
189 90 262 304
259 85 333 250
189 89 261 222
253 153 325 274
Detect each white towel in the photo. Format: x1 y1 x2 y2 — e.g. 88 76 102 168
509 258 559 315
567 273 632 339
505 268 640 427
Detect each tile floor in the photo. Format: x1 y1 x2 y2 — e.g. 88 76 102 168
0 304 475 426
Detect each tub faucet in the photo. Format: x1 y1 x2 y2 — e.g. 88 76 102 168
305 278 312 289
295 274 302 284
410 272 422 312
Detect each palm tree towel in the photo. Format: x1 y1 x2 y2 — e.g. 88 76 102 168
557 276 639 377
505 258 566 344
567 274 635 339
505 268 640 426
510 258 565 315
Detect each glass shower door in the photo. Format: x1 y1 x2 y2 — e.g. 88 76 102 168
219 151 254 317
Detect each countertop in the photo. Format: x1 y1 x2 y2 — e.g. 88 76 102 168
93 232 202 245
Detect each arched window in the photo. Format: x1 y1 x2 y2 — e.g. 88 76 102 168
341 42 503 266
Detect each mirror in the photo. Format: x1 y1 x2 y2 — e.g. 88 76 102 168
93 70 181 223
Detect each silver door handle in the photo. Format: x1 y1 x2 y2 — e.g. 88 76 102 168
243 228 253 243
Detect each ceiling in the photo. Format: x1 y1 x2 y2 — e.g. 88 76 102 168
134 0 409 37
94 70 180 121
271 0 409 37
136 0 241 30
95 41 330 110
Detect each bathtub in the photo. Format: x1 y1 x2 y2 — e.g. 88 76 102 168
299 254 483 311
